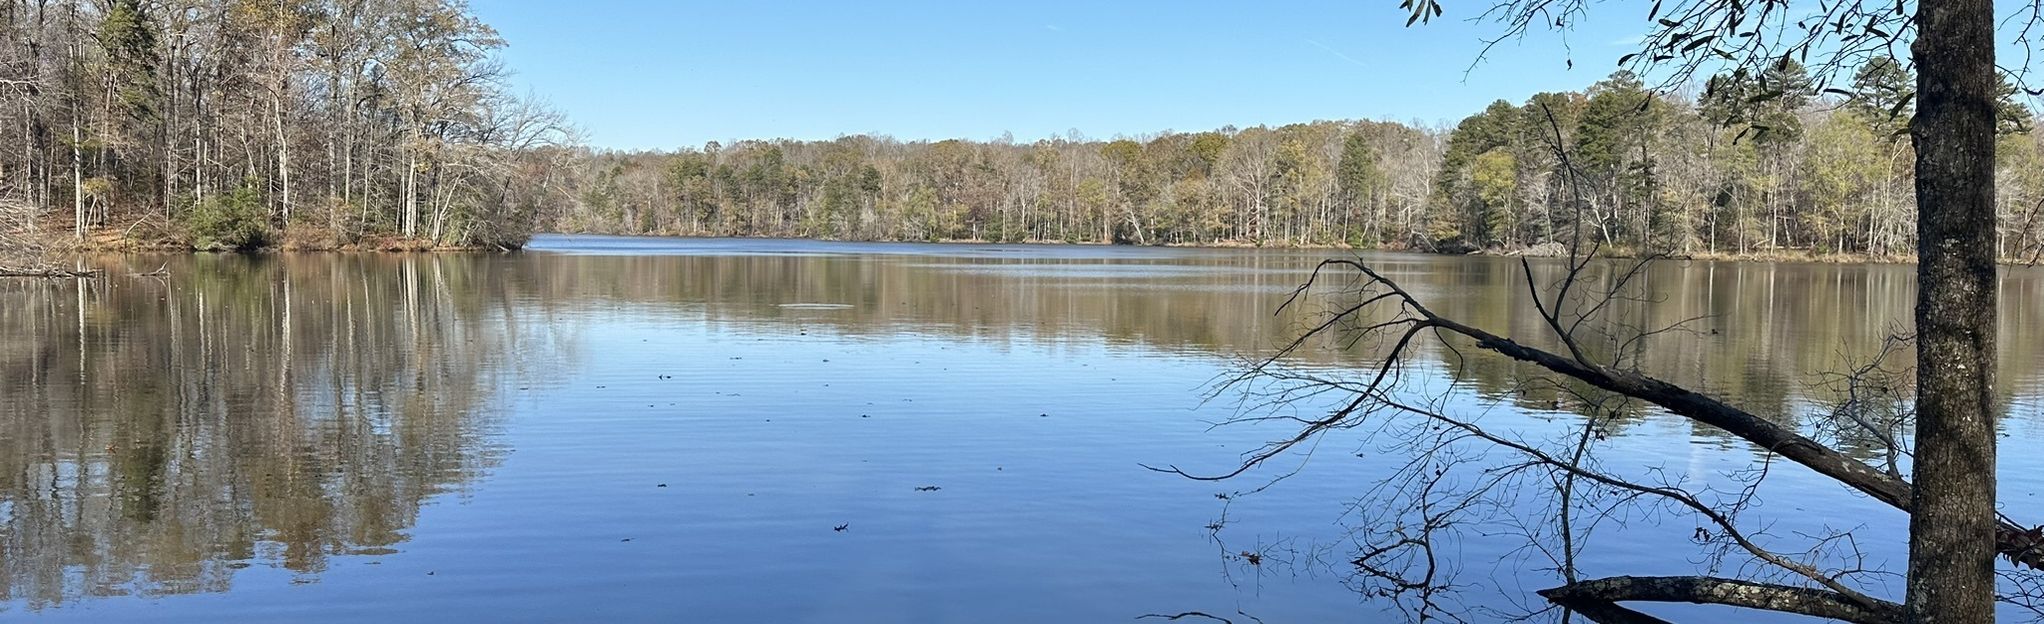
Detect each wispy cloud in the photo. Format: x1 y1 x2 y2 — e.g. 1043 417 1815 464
1306 39 1369 69
1609 34 1644 47
1044 24 1063 32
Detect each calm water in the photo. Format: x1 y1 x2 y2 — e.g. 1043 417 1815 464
4 234 2044 622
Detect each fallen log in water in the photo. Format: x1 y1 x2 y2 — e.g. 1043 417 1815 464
0 266 102 278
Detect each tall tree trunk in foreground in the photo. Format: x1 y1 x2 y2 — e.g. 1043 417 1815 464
1908 0 2000 619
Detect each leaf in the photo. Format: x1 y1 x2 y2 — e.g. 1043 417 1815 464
1823 88 1855 96
1747 90 1784 103
1888 92 1914 119
1682 35 1716 51
1649 0 1662 22
1658 18 1680 27
1867 27 1890 38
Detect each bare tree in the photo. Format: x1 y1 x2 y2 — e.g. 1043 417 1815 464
1161 24 2019 610
1150 0 2016 619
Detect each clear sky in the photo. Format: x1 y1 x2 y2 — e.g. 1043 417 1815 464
471 1 1649 151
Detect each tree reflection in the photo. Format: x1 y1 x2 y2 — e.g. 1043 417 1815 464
3 245 2043 612
0 255 562 610
519 250 2044 436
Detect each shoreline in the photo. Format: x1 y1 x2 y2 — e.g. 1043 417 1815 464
11 227 2026 269
535 231 1943 265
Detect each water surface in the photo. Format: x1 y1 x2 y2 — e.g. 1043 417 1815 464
4 234 2043 621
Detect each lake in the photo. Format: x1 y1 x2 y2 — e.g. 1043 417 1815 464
4 234 2043 622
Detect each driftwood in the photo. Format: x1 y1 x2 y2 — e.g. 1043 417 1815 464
0 266 101 278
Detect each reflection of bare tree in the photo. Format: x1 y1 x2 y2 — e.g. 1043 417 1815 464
0 254 560 611
1166 252 2044 622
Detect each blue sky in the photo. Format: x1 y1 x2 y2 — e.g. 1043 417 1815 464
472 1 1651 151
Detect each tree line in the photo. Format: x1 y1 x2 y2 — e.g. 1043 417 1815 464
6 0 2043 262
0 0 576 257
556 63 2044 260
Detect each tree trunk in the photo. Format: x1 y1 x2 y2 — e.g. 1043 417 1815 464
404 149 418 238
1906 0 2000 619
1541 576 1903 624
71 109 82 242
275 91 290 223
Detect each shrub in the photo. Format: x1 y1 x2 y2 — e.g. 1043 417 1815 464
184 182 272 251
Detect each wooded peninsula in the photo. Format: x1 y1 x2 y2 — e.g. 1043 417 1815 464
6 0 2043 263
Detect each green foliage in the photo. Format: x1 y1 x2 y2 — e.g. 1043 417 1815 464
97 0 162 123
1188 132 1230 175
1848 57 1913 139
1701 61 1814 144
1336 132 1383 203
1998 78 2033 136
184 182 273 251
1849 58 2029 138
1471 148 1518 245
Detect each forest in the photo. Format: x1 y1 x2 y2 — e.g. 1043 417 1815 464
6 0 2044 260
564 64 2044 259
0 0 576 259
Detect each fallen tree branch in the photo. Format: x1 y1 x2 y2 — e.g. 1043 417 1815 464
1318 258 2044 569
1538 575 1905 624
0 266 101 278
